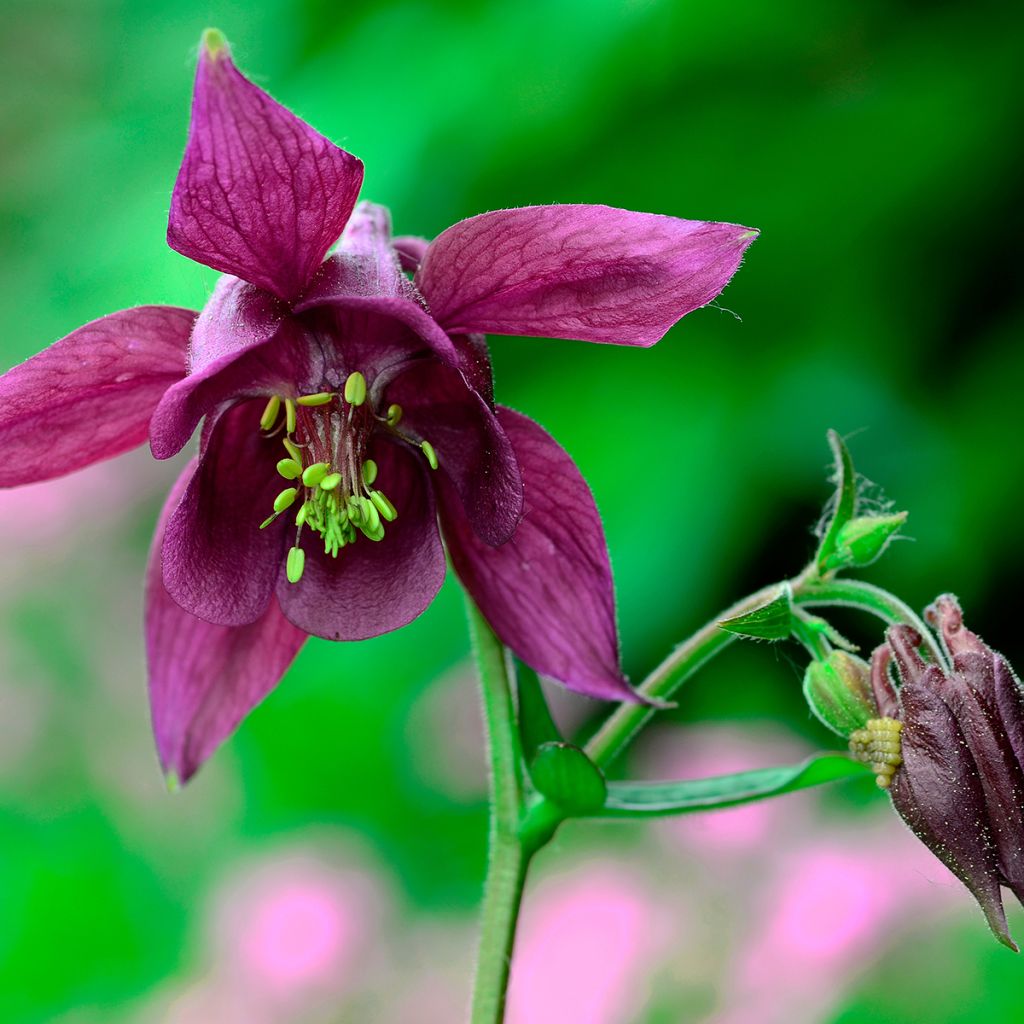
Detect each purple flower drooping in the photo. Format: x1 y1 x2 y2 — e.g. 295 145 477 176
860 596 1024 950
0 30 758 783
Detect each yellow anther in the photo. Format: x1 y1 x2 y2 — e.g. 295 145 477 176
420 440 438 470
277 458 302 480
273 488 298 513
344 371 367 406
284 399 297 434
302 462 330 487
259 395 282 431
320 472 343 491
295 503 308 527
282 438 303 463
286 546 305 584
361 460 378 486
386 403 403 427
370 490 397 522
297 392 334 407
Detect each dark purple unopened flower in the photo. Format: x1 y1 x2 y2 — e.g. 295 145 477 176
853 596 1024 950
0 30 757 784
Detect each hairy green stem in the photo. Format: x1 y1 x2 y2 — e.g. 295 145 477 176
467 600 551 1024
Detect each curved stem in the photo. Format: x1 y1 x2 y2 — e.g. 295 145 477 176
793 577 946 667
465 599 536 1024
585 583 782 770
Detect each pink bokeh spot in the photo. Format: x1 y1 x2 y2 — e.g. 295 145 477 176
507 861 670 1024
766 848 887 963
238 880 353 989
212 850 385 1004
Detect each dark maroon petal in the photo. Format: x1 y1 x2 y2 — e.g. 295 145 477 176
869 643 899 718
150 319 314 459
393 234 428 273
146 459 306 783
167 32 363 301
440 406 639 703
386 360 522 545
276 439 445 640
163 400 287 626
416 205 757 345
938 650 1024 899
892 682 1015 950
188 275 287 375
0 306 194 487
888 624 948 689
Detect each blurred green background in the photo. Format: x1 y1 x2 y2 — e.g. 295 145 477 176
2 1 1022 1021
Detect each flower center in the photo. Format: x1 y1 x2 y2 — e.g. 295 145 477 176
256 371 436 584
849 717 903 789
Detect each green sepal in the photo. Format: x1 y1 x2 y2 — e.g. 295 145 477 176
515 661 561 757
815 429 857 574
589 753 871 819
823 512 908 571
719 584 795 641
529 742 607 814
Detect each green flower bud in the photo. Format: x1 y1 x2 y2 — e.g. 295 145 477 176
529 741 607 814
824 512 907 571
803 650 877 737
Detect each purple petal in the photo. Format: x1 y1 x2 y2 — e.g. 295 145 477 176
298 242 460 370
892 682 1015 950
0 306 194 487
451 333 494 407
385 360 522 545
393 234 428 273
188 274 286 375
276 439 445 640
147 459 306 783
167 32 364 301
163 400 288 626
150 318 313 460
439 406 638 703
869 644 899 718
416 205 757 345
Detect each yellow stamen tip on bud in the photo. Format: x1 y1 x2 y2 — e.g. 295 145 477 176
386 403 403 427
297 392 334 407
420 440 438 470
849 717 904 789
277 458 302 480
320 472 343 491
286 546 306 584
302 462 330 487
273 488 298 513
344 371 367 406
361 460 378 486
284 399 297 434
259 395 282 431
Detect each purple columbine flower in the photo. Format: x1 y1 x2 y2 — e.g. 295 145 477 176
0 30 757 784
853 596 1024 950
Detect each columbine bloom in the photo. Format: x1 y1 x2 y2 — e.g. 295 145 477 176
0 30 757 783
852 596 1024 949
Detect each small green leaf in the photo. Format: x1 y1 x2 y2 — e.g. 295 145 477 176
719 584 795 640
590 753 871 818
815 429 857 574
530 742 607 814
515 661 562 757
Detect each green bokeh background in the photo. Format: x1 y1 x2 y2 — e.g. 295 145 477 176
2 1 1022 1021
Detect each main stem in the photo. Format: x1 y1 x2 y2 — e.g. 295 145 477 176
466 599 531 1024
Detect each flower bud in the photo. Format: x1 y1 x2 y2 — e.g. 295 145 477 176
823 512 907 571
803 651 877 737
529 742 607 814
